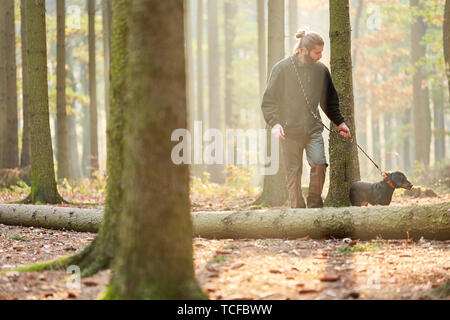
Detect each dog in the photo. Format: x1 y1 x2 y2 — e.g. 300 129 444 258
349 171 413 206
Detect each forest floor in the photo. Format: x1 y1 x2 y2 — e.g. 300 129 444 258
0 179 449 300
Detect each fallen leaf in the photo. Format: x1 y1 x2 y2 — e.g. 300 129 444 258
320 275 340 282
82 280 99 287
230 262 245 270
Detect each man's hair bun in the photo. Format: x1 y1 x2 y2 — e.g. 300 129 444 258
295 30 306 39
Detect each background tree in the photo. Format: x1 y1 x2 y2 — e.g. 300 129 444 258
254 0 288 207
88 0 99 176
102 0 111 123
20 0 31 168
0 6 6 169
57 0 70 180
207 0 225 183
324 0 360 207
288 0 298 52
224 0 237 127
25 0 62 204
103 0 206 300
410 0 431 167
445 0 450 99
5 0 18 169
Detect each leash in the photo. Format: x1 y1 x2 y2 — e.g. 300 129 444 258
289 55 384 176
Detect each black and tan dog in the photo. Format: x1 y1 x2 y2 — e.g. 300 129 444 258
349 171 413 206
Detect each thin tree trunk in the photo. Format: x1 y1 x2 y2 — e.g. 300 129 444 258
444 0 450 100
325 0 360 207
5 0 19 169
81 58 91 177
193 0 205 177
207 0 224 183
66 37 82 179
288 0 298 53
257 0 266 129
88 0 99 176
410 0 431 167
224 0 237 127
102 0 111 124
26 0 62 204
432 82 446 162
104 0 206 300
0 6 7 169
352 0 364 68
254 0 288 207
56 0 70 180
20 0 31 168
403 108 412 172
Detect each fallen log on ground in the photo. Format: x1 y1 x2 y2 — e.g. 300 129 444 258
0 204 102 233
0 203 449 240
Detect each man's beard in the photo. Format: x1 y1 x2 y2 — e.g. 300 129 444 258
304 52 317 65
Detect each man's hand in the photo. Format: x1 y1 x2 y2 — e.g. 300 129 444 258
338 122 351 139
271 123 285 140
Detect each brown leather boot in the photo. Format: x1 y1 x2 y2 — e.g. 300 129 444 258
307 164 327 208
287 169 306 208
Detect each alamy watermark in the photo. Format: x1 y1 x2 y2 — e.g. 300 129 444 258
171 121 280 175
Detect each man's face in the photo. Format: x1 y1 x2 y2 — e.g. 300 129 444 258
302 45 324 64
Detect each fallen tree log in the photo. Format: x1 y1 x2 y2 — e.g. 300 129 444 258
0 203 449 240
0 204 102 233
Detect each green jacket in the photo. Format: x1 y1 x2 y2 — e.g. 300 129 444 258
261 54 345 138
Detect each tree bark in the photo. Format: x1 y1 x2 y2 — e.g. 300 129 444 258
88 0 99 176
1 203 449 241
207 0 224 183
325 0 360 207
102 0 111 124
0 6 7 169
26 0 62 204
20 0 31 168
257 0 266 129
103 0 206 300
410 0 431 167
444 0 450 100
254 0 288 207
4 0 19 169
432 82 446 162
224 0 237 127
56 0 70 180
288 0 298 53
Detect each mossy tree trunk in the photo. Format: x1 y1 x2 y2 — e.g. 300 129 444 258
5 0 19 169
102 0 111 124
56 0 70 180
324 0 360 207
105 0 206 300
254 0 288 207
26 0 62 204
0 6 6 169
20 0 31 168
257 0 266 129
56 0 128 277
88 0 99 176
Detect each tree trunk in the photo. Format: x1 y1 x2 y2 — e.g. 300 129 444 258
432 82 446 162
26 0 62 204
257 0 266 129
0 6 6 169
20 0 31 168
352 0 364 68
207 0 224 183
81 57 91 177
56 0 70 180
410 0 431 167
193 0 205 177
254 0 288 207
4 0 19 169
444 0 450 100
224 0 237 127
88 0 99 176
66 36 82 179
288 0 298 53
104 0 206 300
403 108 412 172
102 0 111 124
1 202 449 241
325 0 360 207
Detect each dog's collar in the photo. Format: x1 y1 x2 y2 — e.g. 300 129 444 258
382 172 395 189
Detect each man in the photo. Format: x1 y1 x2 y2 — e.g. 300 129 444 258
261 30 351 208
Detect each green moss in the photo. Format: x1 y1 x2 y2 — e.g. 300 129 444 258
97 285 121 300
428 281 450 298
6 255 72 273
